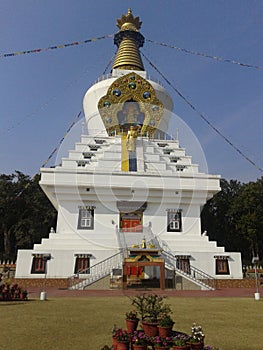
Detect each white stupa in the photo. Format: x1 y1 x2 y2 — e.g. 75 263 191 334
15 9 242 289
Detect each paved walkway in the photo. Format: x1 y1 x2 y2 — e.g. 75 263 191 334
27 286 261 299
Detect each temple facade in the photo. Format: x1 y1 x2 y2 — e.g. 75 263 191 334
15 9 242 289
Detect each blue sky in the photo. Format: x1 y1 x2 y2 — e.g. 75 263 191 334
0 0 262 183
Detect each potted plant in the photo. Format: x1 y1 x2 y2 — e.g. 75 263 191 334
187 324 205 350
158 313 174 337
130 294 172 336
173 337 189 350
112 324 121 350
125 310 139 333
132 330 147 350
153 335 172 349
115 328 130 350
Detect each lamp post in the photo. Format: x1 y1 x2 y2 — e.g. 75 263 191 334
252 256 260 300
40 254 51 301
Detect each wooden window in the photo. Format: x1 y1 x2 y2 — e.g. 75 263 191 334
31 257 46 274
215 257 230 275
176 257 190 274
77 208 94 230
74 255 90 274
167 210 182 232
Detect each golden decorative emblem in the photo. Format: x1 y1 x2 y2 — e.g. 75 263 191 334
98 72 164 137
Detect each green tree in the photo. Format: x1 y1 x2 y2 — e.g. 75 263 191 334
0 171 56 260
201 177 263 264
0 172 25 259
201 179 242 250
229 178 263 261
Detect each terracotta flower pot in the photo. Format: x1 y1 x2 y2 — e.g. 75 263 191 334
126 318 139 333
142 321 158 337
187 342 203 350
133 345 147 350
158 325 173 337
112 337 118 350
173 346 189 350
117 341 130 350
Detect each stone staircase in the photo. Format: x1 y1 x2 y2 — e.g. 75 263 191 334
67 229 216 290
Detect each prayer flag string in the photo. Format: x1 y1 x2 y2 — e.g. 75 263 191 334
102 51 117 75
41 53 114 169
146 39 262 71
41 110 82 168
1 33 261 73
15 110 82 199
142 51 263 173
0 34 113 59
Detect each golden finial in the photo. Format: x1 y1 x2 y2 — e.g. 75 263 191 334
141 237 146 249
116 8 142 31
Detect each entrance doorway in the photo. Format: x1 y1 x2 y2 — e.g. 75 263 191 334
123 256 165 290
120 212 142 232
117 201 147 232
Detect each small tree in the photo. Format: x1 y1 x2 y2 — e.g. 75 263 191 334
130 294 172 323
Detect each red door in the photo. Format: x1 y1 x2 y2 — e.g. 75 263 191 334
122 219 141 232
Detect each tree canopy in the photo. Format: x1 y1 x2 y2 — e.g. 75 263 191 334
0 171 57 261
201 177 263 264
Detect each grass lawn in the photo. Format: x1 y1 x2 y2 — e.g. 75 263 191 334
0 296 262 350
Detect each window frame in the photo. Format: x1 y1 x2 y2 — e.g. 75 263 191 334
31 256 46 274
176 257 190 274
215 256 230 275
77 207 94 230
74 255 91 274
167 209 182 232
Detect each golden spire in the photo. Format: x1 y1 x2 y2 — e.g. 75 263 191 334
116 8 142 31
112 9 144 71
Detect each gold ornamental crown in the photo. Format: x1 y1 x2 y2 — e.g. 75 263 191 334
116 8 142 31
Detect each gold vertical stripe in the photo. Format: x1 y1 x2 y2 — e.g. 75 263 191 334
121 135 129 171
